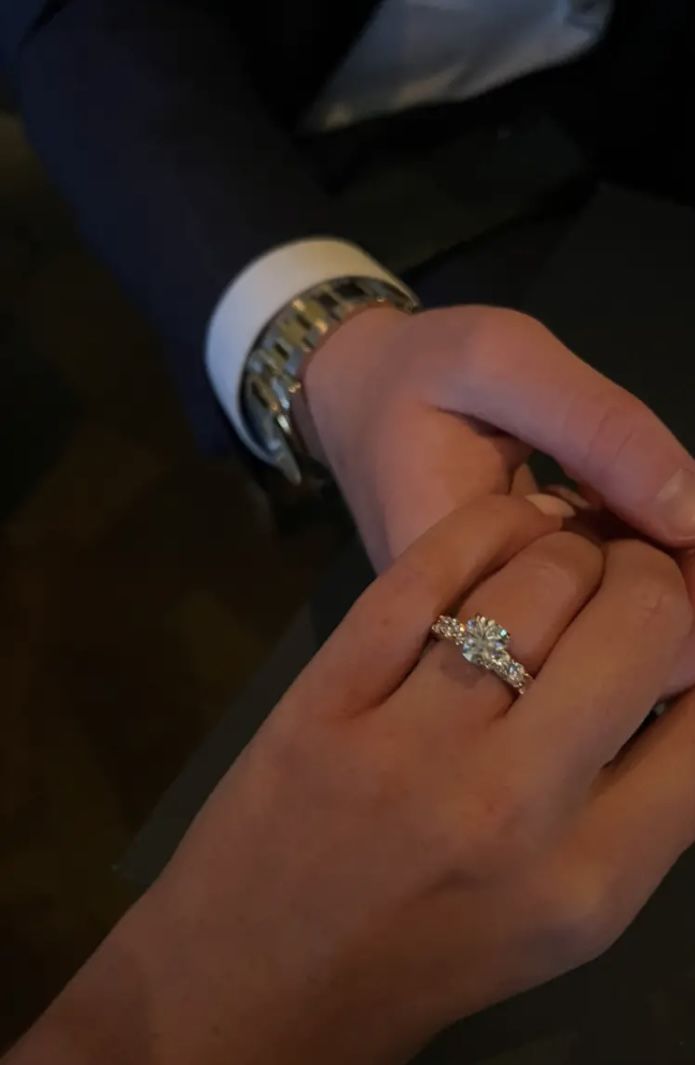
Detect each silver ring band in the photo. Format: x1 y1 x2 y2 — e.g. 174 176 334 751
431 614 533 696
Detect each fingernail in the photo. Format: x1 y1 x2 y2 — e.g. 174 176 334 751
655 469 695 541
544 485 594 511
525 493 577 518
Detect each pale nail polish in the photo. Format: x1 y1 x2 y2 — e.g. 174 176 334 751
525 493 577 518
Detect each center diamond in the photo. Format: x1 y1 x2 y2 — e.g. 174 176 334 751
461 615 510 667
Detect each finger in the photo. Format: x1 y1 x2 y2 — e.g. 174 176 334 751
379 405 530 564
302 496 565 715
400 530 603 729
508 539 693 787
511 464 539 495
663 549 695 695
562 685 695 935
426 308 695 546
529 523 695 700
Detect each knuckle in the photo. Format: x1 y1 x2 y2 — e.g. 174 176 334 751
492 308 550 344
405 306 559 400
418 305 545 366
521 530 604 597
570 392 650 476
540 869 617 964
459 309 548 379
610 541 692 633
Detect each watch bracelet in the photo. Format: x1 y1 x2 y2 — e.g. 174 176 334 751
242 276 420 484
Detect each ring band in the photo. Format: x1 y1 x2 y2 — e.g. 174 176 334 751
431 614 533 696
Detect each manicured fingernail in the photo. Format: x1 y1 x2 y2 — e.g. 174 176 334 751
525 493 577 518
544 485 594 511
655 469 695 540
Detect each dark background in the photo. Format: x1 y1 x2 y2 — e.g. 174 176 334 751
2 12 695 1049
0 107 351 1048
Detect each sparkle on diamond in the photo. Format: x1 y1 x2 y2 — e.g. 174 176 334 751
461 615 510 667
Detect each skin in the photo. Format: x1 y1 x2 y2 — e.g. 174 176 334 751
304 303 695 690
7 496 695 1065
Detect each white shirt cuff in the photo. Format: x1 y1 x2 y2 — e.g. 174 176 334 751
205 237 413 460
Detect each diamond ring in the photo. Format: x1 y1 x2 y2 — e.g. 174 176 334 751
431 614 533 696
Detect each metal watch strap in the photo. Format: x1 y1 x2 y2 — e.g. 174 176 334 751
242 276 420 485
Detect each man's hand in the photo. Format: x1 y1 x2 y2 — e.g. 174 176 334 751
305 304 695 567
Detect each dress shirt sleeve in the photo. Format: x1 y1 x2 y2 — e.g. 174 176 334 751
0 0 380 452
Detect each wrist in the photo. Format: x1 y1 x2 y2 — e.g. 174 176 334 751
241 275 417 484
16 869 412 1065
303 305 413 461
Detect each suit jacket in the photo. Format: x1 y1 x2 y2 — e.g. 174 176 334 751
2 0 647 449
0 0 387 448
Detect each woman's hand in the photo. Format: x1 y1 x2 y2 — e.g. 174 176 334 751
10 496 695 1065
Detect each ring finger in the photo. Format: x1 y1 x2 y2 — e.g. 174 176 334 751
398 530 604 732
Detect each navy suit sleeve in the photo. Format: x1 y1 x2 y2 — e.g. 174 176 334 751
0 0 344 449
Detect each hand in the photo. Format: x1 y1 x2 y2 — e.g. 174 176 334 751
16 497 695 1065
304 304 695 567
305 303 695 695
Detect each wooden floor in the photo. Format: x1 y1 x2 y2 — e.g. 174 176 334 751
0 113 350 1049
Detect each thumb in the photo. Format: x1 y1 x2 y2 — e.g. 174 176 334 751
427 309 695 548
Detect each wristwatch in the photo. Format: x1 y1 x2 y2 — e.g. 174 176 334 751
242 276 421 485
